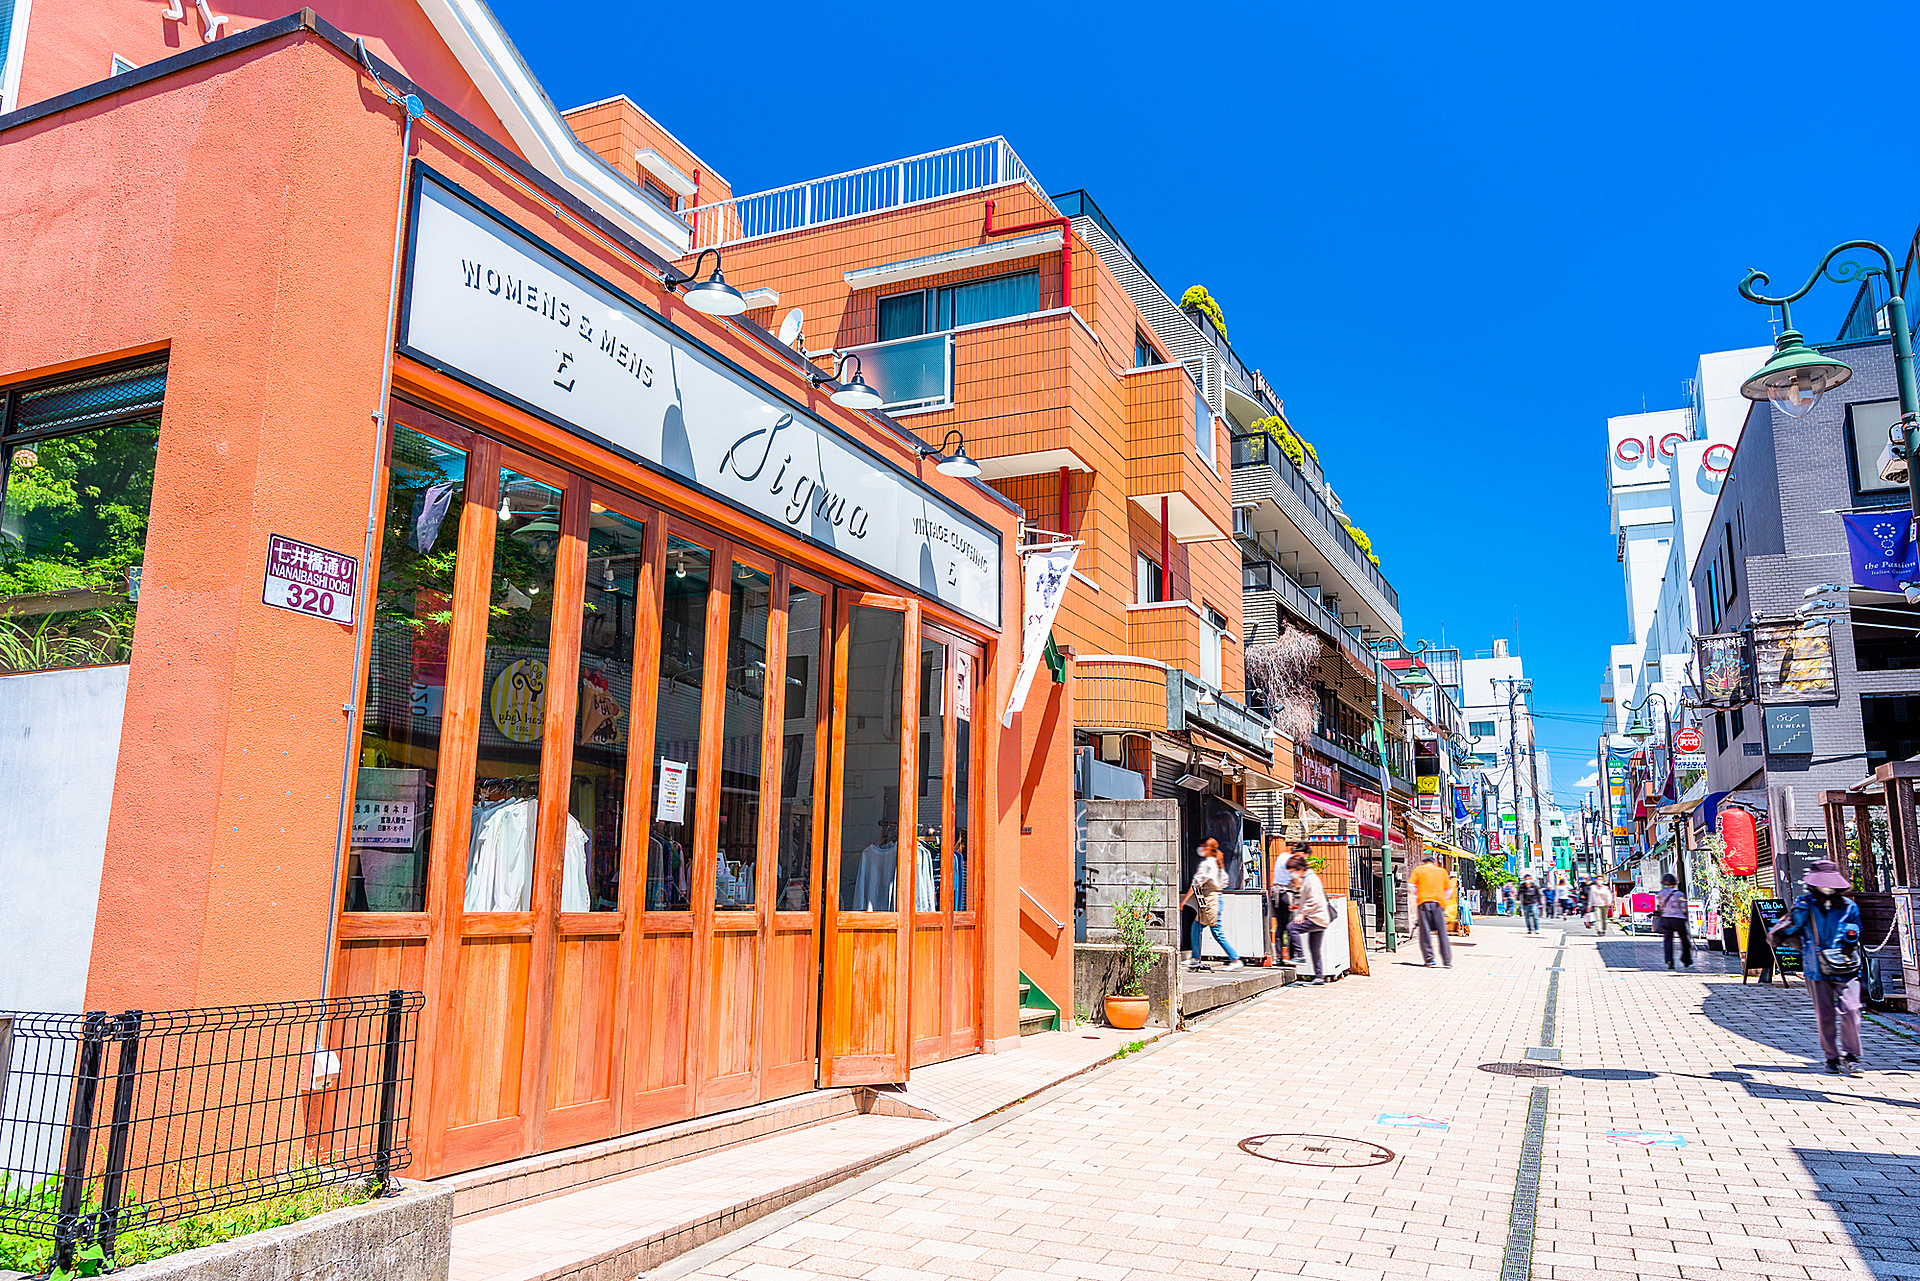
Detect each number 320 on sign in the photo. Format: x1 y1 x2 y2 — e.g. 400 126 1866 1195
262 533 358 625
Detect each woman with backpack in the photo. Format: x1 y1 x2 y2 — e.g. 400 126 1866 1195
1768 859 1864 1075
1654 873 1692 969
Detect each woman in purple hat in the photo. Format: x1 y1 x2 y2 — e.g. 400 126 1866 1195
1768 860 1864 1075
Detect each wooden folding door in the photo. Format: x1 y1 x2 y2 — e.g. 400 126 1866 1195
820 593 918 1086
908 626 984 1067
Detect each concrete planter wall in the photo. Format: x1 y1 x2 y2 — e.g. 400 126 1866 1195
1074 943 1177 1028
111 1180 451 1281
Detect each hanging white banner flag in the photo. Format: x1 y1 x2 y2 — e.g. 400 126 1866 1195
1002 546 1079 727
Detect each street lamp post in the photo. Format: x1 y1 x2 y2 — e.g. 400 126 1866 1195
1738 243 1920 550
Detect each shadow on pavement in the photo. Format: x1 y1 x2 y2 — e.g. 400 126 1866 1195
1594 935 1744 973
1563 1068 1657 1081
1675 1070 1920 1113
1794 1147 1920 1276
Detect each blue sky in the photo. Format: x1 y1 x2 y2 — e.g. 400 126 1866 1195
494 0 1920 807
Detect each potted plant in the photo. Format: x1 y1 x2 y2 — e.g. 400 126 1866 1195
1105 883 1156 1030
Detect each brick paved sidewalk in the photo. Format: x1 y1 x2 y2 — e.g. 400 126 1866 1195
657 918 1920 1281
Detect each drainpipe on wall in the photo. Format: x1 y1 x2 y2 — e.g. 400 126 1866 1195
318 46 425 1001
1160 497 1170 600
1058 466 1070 539
983 199 1073 309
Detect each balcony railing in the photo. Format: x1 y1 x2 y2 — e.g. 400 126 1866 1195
1074 662 1170 734
685 137 1042 250
1241 559 1397 694
1230 432 1397 611
840 332 953 413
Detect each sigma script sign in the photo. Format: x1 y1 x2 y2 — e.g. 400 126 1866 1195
398 172 1000 626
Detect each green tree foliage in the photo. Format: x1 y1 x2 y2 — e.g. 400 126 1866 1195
1179 285 1227 339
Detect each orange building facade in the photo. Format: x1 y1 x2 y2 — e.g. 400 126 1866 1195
0 4 1029 1177
631 144 1292 1002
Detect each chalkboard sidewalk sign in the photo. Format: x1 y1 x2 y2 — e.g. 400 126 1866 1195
1743 898 1800 986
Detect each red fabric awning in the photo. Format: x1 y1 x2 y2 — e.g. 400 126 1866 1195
1295 785 1356 821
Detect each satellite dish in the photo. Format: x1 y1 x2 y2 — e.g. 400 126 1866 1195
777 308 804 349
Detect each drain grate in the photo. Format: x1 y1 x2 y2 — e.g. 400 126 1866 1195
1238 1134 1396 1167
1479 1061 1565 1078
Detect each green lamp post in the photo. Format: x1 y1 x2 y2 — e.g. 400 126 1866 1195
1739 242 1920 554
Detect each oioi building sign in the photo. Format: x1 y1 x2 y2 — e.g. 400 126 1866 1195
397 170 1002 627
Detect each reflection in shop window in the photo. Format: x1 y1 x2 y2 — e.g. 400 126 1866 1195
466 467 565 913
349 425 466 912
649 537 710 911
718 563 771 911
839 606 904 912
776 586 823 911
0 362 165 675
568 506 647 911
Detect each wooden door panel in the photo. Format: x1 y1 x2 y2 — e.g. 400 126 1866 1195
549 933 621 1110
826 925 898 1079
332 938 426 998
762 922 818 1097
947 924 979 1054
910 923 944 1067
631 928 694 1094
448 935 531 1128
702 928 760 1084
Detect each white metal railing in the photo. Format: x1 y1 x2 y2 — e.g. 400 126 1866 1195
685 137 1045 250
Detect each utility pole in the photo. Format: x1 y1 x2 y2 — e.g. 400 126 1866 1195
1525 692 1544 874
1373 669 1396 950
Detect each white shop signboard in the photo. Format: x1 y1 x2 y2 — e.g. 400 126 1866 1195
399 171 1001 627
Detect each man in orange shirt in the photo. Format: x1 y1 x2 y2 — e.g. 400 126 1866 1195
1412 854 1452 968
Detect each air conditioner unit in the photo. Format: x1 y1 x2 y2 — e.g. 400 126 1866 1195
1879 435 1909 485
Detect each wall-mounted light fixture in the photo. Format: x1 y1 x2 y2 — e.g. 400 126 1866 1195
662 248 748 317
917 428 981 479
808 353 884 411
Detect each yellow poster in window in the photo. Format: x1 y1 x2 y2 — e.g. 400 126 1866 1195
491 657 547 742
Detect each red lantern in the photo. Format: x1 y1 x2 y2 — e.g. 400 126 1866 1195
1720 808 1757 875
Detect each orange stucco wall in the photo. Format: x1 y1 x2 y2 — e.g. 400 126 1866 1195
13 0 515 148
564 97 732 208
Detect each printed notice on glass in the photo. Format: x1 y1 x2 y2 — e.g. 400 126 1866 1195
351 800 416 848
657 759 689 824
263 534 358 624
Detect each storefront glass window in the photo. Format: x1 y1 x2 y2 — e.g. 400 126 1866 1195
839 605 904 912
349 425 466 912
915 638 944 913
952 652 973 912
465 467 563 913
649 536 710 911
0 361 165 675
775 586 822 911
717 563 771 911
569 507 646 912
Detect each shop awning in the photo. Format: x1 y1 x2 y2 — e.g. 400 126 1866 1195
1427 843 1478 861
1294 785 1355 821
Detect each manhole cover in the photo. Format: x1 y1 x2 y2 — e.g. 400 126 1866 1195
1479 1061 1565 1078
1238 1134 1396 1167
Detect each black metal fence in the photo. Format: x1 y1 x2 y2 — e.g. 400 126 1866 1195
0 990 423 1270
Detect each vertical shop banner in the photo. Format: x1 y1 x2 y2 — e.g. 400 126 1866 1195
401 173 1000 626
1002 548 1078 727
1842 512 1920 591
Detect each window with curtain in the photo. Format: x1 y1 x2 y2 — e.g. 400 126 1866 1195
875 270 1040 343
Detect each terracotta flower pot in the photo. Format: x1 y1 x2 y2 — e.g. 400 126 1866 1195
1104 995 1149 1030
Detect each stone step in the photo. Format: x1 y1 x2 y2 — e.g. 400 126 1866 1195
447 1113 950 1281
1018 1005 1056 1034
439 1090 863 1224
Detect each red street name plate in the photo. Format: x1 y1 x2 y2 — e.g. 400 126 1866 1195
263 533 357 624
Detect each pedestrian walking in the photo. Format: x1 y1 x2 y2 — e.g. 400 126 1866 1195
1653 874 1693 969
1517 875 1543 934
1768 859 1864 1075
1587 880 1615 935
1269 846 1297 963
1543 882 1558 919
1411 854 1452 968
1181 838 1242 972
1285 852 1331 985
